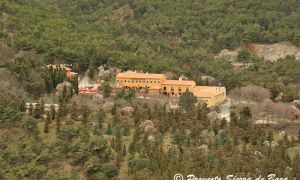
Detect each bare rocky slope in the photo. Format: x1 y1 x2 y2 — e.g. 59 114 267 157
217 43 300 61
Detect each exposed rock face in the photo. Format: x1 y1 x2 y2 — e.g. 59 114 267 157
249 43 300 61
217 43 300 62
285 167 293 176
139 120 157 135
56 81 72 94
215 49 238 61
93 94 104 102
201 76 215 85
197 144 209 154
98 66 111 80
263 140 278 149
121 107 134 113
254 151 263 158
98 66 121 80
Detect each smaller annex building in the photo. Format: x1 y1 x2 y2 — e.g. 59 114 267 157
45 64 78 78
116 71 226 107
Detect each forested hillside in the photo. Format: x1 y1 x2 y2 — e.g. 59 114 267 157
1 0 300 96
0 1 300 179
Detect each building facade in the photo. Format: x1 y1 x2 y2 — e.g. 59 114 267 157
193 86 226 107
116 71 227 107
161 79 196 95
116 71 166 90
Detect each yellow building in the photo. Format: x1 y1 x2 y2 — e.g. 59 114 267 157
116 71 166 90
193 86 226 107
115 71 226 107
161 79 196 95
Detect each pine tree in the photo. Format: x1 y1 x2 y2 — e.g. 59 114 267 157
123 123 130 136
292 153 300 178
111 104 117 115
173 130 185 145
102 82 112 98
267 131 274 141
111 137 116 149
179 91 197 112
81 105 90 126
122 144 127 157
56 116 61 134
114 125 122 152
71 102 78 121
20 100 26 112
239 107 252 129
34 103 44 119
51 105 56 121
229 111 238 127
59 85 68 106
29 103 34 115
94 110 105 135
44 112 50 134
106 123 113 135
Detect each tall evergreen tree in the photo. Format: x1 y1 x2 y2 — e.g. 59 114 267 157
81 105 90 126
44 112 50 134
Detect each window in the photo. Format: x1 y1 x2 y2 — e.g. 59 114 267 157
143 81 145 83
150 81 152 83
163 86 167 91
124 80 127 82
158 81 160 83
146 81 149 83
136 80 138 83
171 86 174 91
117 80 119 82
131 80 134 83
186 87 190 92
139 80 142 83
178 87 182 91
121 80 123 82
154 81 156 83
179 92 182 95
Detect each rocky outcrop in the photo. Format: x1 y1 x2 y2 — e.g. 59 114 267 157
139 120 157 135
197 144 209 154
217 43 300 62
121 107 134 113
215 49 238 61
263 140 278 149
56 81 72 94
249 43 300 61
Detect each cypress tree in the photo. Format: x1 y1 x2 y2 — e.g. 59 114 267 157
44 112 50 134
71 101 78 121
106 123 113 135
122 144 127 157
81 105 90 126
51 105 56 121
56 115 61 134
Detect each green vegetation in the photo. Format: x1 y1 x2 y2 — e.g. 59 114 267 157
0 0 300 179
1 0 300 97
